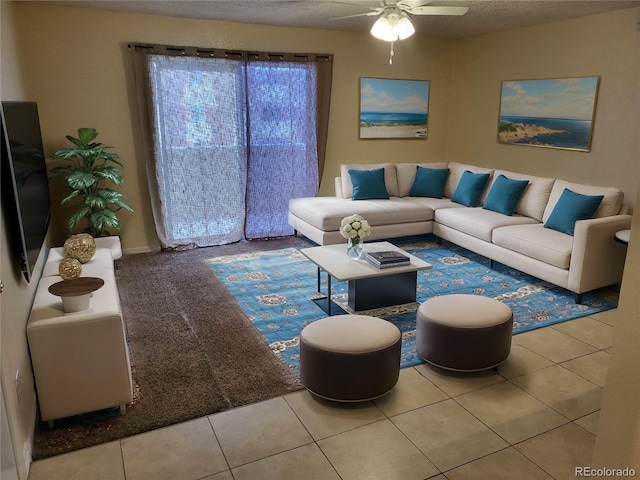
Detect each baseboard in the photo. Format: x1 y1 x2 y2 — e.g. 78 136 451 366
122 246 158 255
23 397 36 479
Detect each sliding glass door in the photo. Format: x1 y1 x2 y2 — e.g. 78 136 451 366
134 46 330 249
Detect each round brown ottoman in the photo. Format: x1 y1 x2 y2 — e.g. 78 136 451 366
416 294 513 371
300 314 401 402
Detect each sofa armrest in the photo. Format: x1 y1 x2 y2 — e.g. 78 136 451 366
335 176 344 197
27 310 132 422
568 214 632 293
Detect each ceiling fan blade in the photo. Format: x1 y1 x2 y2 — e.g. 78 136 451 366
410 5 469 16
334 11 381 20
330 2 383 20
397 0 432 9
329 1 382 11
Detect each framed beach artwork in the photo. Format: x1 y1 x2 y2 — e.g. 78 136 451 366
497 76 599 152
360 77 429 139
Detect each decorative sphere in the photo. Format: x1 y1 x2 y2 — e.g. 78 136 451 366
59 257 82 280
63 233 96 263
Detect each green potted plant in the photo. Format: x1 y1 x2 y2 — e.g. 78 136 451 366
50 127 133 237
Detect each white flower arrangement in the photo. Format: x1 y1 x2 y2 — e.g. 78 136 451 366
340 214 371 241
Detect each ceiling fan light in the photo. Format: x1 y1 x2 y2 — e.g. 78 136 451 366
371 9 415 42
371 16 398 42
396 15 415 40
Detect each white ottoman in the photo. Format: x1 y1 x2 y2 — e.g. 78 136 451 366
300 315 401 401
416 294 513 371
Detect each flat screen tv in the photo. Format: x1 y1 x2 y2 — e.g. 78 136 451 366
1 101 51 282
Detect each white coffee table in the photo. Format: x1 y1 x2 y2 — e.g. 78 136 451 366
300 241 432 315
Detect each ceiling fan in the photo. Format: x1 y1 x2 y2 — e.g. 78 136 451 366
339 1 469 21
336 1 469 63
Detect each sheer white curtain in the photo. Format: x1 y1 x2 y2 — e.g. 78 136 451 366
132 46 330 249
245 62 318 239
147 55 248 247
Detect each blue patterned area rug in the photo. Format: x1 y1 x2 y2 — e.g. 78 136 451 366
205 236 615 375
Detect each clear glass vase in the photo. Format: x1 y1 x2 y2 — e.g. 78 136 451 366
346 237 364 260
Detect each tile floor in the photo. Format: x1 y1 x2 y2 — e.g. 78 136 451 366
28 290 618 480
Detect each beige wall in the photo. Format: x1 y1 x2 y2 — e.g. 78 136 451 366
447 8 639 210
1 3 47 477
14 2 454 253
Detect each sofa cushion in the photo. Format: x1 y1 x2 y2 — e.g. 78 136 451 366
451 171 491 207
32 269 120 318
483 174 529 216
341 163 399 198
409 166 450 198
349 168 390 200
544 188 603 236
491 169 555 222
402 196 460 211
396 162 449 197
542 179 623 222
435 207 539 242
444 163 494 199
492 224 574 269
289 196 435 231
43 248 114 278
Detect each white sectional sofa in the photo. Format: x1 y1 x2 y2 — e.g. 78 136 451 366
27 237 133 427
288 162 631 302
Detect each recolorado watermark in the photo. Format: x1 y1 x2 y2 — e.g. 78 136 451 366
575 466 637 477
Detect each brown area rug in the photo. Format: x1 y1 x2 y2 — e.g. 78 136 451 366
32 237 308 460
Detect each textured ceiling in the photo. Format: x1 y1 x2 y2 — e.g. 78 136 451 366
48 0 640 38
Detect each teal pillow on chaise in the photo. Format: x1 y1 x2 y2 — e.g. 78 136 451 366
409 166 450 198
451 170 490 207
483 174 529 216
348 168 390 200
544 188 604 236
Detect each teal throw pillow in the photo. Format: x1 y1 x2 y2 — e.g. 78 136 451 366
544 188 603 236
482 174 529 216
451 170 490 207
348 168 389 200
409 166 450 198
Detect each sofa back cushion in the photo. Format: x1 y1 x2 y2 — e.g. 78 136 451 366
542 179 624 223
492 169 555 222
340 163 399 198
444 162 494 200
395 162 449 197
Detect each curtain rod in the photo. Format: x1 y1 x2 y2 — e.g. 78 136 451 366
128 42 332 62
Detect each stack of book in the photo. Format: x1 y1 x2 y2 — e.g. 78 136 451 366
366 250 411 269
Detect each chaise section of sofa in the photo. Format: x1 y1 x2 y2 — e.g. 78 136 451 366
288 162 457 245
288 161 631 301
